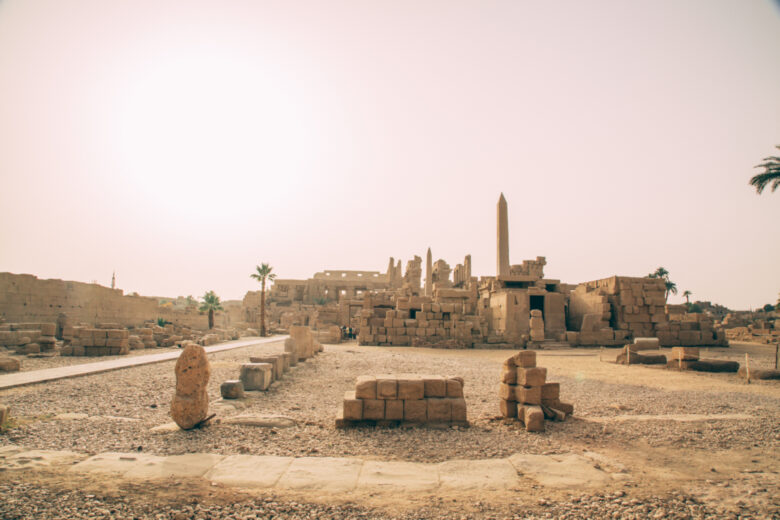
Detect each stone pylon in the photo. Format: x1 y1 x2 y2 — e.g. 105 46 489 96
497 193 509 277
425 247 433 296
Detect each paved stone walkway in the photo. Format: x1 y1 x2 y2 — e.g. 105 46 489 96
0 445 629 492
0 336 286 390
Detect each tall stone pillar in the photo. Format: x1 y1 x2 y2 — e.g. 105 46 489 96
425 247 433 296
497 193 510 277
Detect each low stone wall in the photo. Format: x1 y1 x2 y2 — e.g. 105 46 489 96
61 328 130 356
337 374 468 426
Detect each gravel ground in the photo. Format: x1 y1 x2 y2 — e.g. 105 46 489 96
1 341 778 461
0 479 775 520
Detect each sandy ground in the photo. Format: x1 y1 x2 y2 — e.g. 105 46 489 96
1 340 778 519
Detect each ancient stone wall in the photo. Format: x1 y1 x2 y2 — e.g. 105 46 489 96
0 272 228 330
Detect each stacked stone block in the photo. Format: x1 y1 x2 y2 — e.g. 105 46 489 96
499 351 573 432
337 374 468 426
654 313 726 347
0 323 47 350
61 328 130 356
357 299 487 348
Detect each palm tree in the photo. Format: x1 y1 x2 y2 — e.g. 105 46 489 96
648 267 669 279
199 290 223 330
749 145 780 194
665 281 678 300
250 263 276 337
682 290 692 304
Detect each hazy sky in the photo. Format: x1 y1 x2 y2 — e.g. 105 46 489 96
1 1 779 309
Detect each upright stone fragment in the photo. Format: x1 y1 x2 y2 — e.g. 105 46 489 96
171 343 210 430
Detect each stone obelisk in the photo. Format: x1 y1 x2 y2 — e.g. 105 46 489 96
425 247 433 296
497 193 509 277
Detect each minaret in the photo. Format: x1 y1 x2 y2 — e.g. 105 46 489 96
425 247 433 296
497 193 509 277
111 271 116 289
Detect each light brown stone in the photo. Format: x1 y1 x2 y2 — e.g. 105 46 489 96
423 375 446 397
170 343 210 430
363 399 385 420
515 385 542 405
385 399 404 420
427 398 452 422
404 399 427 422
355 376 377 399
376 377 398 399
517 367 546 386
343 391 363 421
397 376 424 400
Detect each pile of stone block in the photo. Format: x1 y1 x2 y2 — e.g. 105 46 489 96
0 322 56 354
285 325 323 362
337 374 468 427
499 351 573 432
357 298 487 348
61 327 130 356
655 313 726 347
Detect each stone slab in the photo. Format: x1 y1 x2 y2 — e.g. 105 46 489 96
357 460 440 491
123 453 224 479
204 455 294 488
70 452 165 476
0 449 84 470
508 453 613 488
276 457 363 492
437 459 520 489
220 415 297 428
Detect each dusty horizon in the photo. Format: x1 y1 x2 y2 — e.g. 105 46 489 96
1 0 779 310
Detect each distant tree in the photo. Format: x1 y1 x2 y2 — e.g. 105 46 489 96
199 290 223 330
648 267 677 300
682 290 692 304
762 303 775 312
687 303 703 314
749 145 780 194
186 295 196 306
250 263 276 337
648 267 669 279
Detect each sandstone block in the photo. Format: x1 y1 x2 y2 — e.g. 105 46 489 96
446 377 463 398
404 399 427 422
427 398 452 422
501 366 517 384
510 350 536 368
0 357 21 372
240 363 273 391
500 398 517 418
670 346 700 360
363 399 385 420
171 343 210 430
355 376 377 399
449 397 467 423
343 391 363 421
0 404 8 428
280 352 291 372
40 323 56 336
220 380 244 399
515 385 542 405
250 356 284 380
423 375 446 397
397 376 424 400
376 377 398 399
516 367 546 386
541 382 560 401
523 405 545 432
499 383 516 401
385 399 404 420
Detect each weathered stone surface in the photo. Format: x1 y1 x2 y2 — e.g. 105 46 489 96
170 343 210 430
220 380 244 399
240 363 273 391
0 356 21 372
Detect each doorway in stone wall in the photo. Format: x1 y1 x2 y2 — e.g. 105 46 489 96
529 295 544 320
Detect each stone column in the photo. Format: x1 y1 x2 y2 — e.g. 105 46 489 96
497 193 509 277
